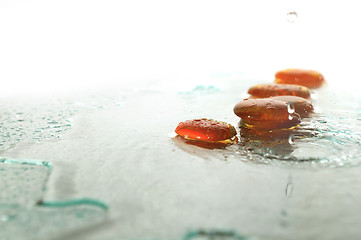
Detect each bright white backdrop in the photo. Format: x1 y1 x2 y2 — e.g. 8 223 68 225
1 0 360 95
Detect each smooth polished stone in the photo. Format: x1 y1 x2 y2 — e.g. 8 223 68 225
248 83 311 99
233 99 301 130
275 68 325 89
175 118 237 142
270 95 314 117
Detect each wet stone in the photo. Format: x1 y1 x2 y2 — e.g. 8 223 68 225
233 99 301 130
248 83 311 99
175 119 237 142
275 68 325 89
270 95 314 118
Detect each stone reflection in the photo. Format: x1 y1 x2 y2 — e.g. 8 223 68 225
237 124 296 160
173 135 234 150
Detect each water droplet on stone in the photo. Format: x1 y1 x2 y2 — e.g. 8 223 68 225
287 103 295 114
287 11 298 23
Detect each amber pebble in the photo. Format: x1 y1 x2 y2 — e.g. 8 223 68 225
233 99 301 130
248 83 311 99
173 135 238 149
175 118 237 142
270 95 314 117
275 69 325 88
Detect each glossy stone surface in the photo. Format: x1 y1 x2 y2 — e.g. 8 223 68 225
275 69 325 89
175 119 236 142
233 99 301 130
173 135 237 150
270 95 314 117
248 83 311 99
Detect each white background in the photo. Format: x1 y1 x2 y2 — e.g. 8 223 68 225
1 0 360 95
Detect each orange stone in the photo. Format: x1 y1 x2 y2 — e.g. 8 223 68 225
173 135 238 149
248 83 311 99
275 69 325 88
270 95 314 117
233 99 301 130
175 118 237 142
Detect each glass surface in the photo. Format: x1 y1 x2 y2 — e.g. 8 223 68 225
0 159 108 240
1 1 361 239
1 75 361 240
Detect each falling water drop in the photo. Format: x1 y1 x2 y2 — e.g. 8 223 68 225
288 134 295 144
287 11 298 23
286 176 294 198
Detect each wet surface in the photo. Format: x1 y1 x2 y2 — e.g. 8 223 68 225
0 159 107 240
1 75 361 240
0 99 76 153
173 80 361 167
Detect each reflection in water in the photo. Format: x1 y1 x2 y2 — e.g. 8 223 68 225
280 175 294 229
237 125 296 160
279 209 289 228
173 108 361 167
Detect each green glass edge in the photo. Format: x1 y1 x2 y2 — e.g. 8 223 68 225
182 230 249 240
0 158 108 211
39 198 109 211
0 157 52 169
128 230 250 240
